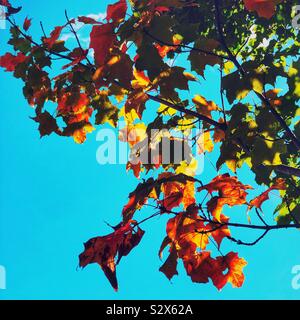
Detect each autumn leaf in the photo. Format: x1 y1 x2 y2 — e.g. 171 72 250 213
198 174 253 221
243 0 282 19
106 0 127 23
72 123 95 144
248 178 286 211
79 221 145 291
212 252 247 290
192 95 219 119
43 26 64 48
197 131 214 154
90 23 116 66
0 52 28 72
159 246 179 280
32 111 59 137
207 214 231 249
158 172 195 211
77 16 101 25
23 16 32 31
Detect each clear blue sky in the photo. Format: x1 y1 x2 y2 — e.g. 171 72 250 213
0 0 299 300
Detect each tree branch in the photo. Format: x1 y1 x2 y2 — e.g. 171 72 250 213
272 165 300 178
143 27 230 61
147 94 228 131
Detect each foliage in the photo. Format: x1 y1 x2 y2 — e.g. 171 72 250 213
0 0 299 291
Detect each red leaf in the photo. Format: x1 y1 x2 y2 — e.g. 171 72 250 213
0 0 11 7
62 48 89 70
44 26 64 48
106 0 127 23
79 221 144 291
31 111 59 137
23 16 32 31
243 0 282 19
78 16 102 25
0 52 28 72
90 23 115 66
159 247 178 280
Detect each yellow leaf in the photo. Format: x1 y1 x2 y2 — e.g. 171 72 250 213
183 72 197 81
197 131 214 154
251 78 264 93
224 61 235 74
176 158 198 177
226 160 237 173
157 103 177 116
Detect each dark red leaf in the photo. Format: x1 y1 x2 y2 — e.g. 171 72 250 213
43 26 64 48
78 16 102 25
0 52 28 72
106 0 127 23
31 111 59 137
90 23 115 66
23 16 32 31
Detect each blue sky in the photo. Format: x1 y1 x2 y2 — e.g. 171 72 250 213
0 0 299 300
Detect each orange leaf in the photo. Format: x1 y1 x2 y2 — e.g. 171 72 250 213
248 178 286 210
198 174 253 221
79 221 144 291
213 252 247 290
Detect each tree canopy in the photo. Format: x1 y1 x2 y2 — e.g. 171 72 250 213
0 0 299 291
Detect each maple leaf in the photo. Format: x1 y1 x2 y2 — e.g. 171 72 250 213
212 252 247 290
72 123 95 144
192 95 219 120
166 211 209 255
243 0 282 19
90 23 116 66
32 111 59 137
119 123 147 147
62 48 89 70
207 214 231 249
43 26 64 48
125 89 149 119
106 0 127 23
79 221 145 291
122 178 158 220
57 92 92 124
0 52 28 72
158 172 195 211
23 16 32 31
126 161 142 179
197 131 214 154
159 246 178 280
248 178 286 211
213 118 226 143
198 174 253 221
184 251 247 290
